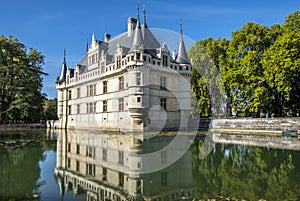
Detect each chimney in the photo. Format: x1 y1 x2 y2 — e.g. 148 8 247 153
104 33 111 42
172 50 177 60
128 17 137 36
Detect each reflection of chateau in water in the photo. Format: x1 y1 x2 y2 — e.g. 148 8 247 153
212 133 300 151
54 130 193 201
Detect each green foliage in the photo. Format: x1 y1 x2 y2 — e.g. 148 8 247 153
0 35 45 124
0 129 56 199
190 8 300 117
192 140 300 200
189 38 228 118
43 98 58 120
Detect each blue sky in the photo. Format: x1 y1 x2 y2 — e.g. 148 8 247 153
1 0 299 99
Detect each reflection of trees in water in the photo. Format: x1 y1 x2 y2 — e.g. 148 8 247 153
192 140 300 200
0 129 56 200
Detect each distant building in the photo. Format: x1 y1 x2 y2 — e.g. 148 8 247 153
56 6 192 131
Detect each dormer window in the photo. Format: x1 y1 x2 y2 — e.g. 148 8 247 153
89 53 98 66
136 52 141 61
116 55 121 69
162 55 168 67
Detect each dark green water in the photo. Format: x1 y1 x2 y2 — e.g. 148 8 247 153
0 129 299 201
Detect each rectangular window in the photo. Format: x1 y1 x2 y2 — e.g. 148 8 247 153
137 97 141 103
103 167 107 181
103 148 107 161
89 84 94 96
75 72 78 82
119 76 124 90
76 144 80 154
103 100 107 112
68 105 72 115
86 145 95 158
160 77 166 90
119 172 124 187
76 160 80 171
161 171 167 186
160 98 167 111
86 163 95 176
67 158 71 168
136 52 141 60
77 87 80 98
101 62 105 73
119 98 124 111
77 104 80 114
68 143 71 152
136 72 141 86
161 150 167 164
68 90 72 100
163 55 168 67
116 56 121 69
103 81 107 94
119 151 124 165
89 102 95 113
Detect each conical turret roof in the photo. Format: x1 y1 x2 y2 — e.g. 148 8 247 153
176 22 191 64
58 49 67 83
129 4 144 52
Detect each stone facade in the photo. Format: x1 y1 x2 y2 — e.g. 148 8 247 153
56 8 192 132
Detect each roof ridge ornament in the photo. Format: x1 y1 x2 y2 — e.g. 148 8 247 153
143 4 146 25
63 48 66 63
180 18 183 35
137 3 140 25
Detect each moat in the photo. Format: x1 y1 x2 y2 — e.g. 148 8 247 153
0 129 299 201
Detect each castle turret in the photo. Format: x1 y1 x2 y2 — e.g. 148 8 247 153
176 22 191 65
57 49 67 83
129 4 144 52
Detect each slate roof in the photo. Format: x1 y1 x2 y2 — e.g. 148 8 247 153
78 20 163 74
59 13 190 78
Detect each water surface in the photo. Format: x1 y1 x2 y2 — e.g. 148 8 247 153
0 129 299 201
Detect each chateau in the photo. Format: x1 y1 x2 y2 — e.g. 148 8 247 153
56 7 192 131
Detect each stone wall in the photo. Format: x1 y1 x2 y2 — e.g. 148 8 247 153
211 118 300 131
48 117 300 132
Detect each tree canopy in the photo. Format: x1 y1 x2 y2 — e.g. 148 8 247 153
190 8 300 117
0 35 46 124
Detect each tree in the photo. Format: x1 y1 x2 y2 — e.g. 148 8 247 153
189 8 300 117
0 35 45 124
43 98 58 121
189 38 228 118
222 22 276 116
262 10 300 116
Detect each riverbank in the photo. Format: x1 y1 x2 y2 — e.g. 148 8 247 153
210 117 300 135
0 123 46 130
47 117 300 136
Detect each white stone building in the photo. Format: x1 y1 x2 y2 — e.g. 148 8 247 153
56 7 192 131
